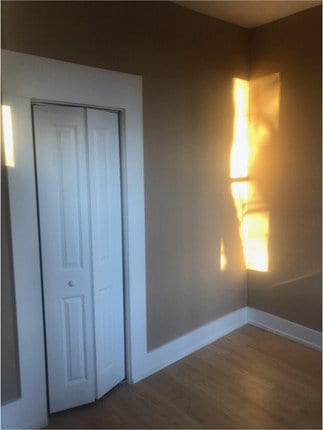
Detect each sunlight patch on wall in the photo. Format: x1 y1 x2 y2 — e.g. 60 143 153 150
241 211 269 272
227 75 280 272
2 105 15 167
220 238 228 272
230 78 249 179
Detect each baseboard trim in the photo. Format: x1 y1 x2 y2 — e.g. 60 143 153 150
132 306 322 383
247 307 322 351
132 307 248 382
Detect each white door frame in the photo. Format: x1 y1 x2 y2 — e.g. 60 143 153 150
1 50 148 429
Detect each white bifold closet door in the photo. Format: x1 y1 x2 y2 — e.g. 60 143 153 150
33 104 125 413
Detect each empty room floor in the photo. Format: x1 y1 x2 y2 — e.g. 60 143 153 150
47 325 322 429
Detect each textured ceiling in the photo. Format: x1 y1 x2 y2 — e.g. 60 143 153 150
174 1 322 28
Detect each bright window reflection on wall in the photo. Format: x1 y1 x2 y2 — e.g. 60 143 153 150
228 74 280 272
2 105 15 168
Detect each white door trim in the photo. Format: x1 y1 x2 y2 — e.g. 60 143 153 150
1 50 147 428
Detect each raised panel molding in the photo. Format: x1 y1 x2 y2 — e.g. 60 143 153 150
62 296 87 383
56 126 83 269
92 128 110 262
96 287 113 371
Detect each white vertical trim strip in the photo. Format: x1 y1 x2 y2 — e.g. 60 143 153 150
1 96 48 429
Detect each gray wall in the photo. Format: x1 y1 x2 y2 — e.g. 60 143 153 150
248 6 322 331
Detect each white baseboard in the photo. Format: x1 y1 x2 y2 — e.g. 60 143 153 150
132 306 321 383
247 307 322 351
132 307 248 382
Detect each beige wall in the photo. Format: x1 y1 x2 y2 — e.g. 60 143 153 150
248 6 322 330
1 1 248 352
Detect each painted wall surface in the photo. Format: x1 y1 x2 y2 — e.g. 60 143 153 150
2 3 321 403
248 6 322 331
1 1 248 352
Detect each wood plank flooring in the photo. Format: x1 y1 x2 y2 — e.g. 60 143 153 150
47 325 322 429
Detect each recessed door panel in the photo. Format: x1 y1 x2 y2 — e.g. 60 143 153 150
56 126 83 269
63 295 87 382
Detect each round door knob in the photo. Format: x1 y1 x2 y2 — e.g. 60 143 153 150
68 280 76 287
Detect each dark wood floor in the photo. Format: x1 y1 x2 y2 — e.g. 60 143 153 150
47 325 322 429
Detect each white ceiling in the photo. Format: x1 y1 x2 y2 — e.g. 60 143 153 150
174 1 322 28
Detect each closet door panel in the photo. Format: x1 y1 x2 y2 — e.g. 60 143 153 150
33 105 96 413
87 108 125 399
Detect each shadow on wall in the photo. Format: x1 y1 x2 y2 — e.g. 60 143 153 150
271 270 322 329
248 269 322 330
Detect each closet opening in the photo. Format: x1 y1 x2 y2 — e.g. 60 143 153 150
32 102 127 414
